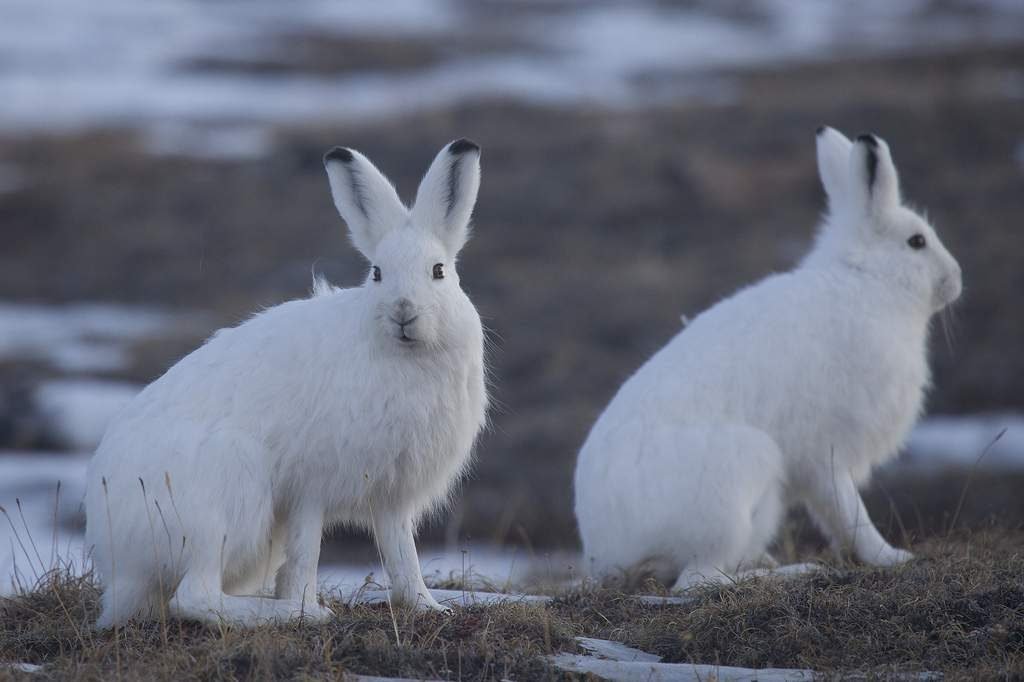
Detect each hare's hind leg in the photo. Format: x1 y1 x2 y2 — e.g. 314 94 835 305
170 559 331 626
665 424 784 592
95 574 164 629
274 505 324 612
222 523 287 597
672 487 781 592
170 511 329 625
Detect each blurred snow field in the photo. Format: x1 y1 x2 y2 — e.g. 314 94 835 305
1 0 1021 157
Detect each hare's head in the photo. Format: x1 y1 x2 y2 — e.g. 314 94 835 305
812 127 961 313
324 139 482 349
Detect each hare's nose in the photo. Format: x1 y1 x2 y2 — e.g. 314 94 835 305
392 298 416 324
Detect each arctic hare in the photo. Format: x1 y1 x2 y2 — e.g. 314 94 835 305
85 139 488 626
574 128 961 590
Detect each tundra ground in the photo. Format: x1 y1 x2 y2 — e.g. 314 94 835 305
1 531 1022 680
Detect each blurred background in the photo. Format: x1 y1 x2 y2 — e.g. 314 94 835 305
1 0 1023 593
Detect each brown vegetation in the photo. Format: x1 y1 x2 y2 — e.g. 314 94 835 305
1 532 1022 679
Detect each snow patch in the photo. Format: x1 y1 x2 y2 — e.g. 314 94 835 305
0 302 190 373
34 379 140 451
903 413 1024 469
350 588 550 608
3 663 43 674
548 653 816 681
318 544 578 595
576 637 662 663
0 0 1021 145
0 452 89 594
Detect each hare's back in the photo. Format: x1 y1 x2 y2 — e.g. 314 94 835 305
615 271 858 421
103 292 361 437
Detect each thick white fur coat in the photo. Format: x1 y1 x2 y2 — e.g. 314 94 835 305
86 139 488 626
575 128 962 589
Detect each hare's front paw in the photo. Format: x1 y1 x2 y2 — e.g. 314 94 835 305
416 591 454 614
391 587 454 614
870 545 915 567
296 601 334 622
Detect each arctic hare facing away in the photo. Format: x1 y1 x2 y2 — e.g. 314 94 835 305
85 139 488 627
575 128 962 590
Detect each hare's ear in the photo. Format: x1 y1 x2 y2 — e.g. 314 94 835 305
849 133 900 214
410 138 481 256
816 126 853 209
324 147 407 258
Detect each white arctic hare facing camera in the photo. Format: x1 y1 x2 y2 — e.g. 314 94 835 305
85 139 488 627
575 128 962 590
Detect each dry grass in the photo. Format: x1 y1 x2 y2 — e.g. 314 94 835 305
0 568 573 680
558 531 1024 679
2 532 1022 680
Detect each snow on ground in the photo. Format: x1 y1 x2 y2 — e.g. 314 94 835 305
549 651 816 681
555 636 933 681
550 645 938 681
1 0 1021 156
351 588 551 608
33 379 141 452
319 545 578 600
576 637 662 663
0 452 89 594
902 413 1024 469
0 302 217 450
0 302 193 373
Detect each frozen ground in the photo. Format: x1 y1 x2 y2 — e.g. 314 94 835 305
2 0 1022 156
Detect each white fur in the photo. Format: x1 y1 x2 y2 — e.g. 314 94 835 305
85 139 488 627
575 128 961 589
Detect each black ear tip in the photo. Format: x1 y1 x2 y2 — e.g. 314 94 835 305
816 125 826 136
448 138 480 155
323 146 354 165
856 133 879 148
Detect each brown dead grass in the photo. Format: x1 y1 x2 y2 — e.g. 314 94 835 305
0 569 573 680
2 533 1023 679
557 531 1024 679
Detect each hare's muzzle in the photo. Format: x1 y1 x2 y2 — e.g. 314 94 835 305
936 260 962 308
389 298 420 343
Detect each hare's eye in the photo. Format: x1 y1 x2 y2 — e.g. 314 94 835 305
372 266 381 282
432 263 444 280
907 234 926 250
